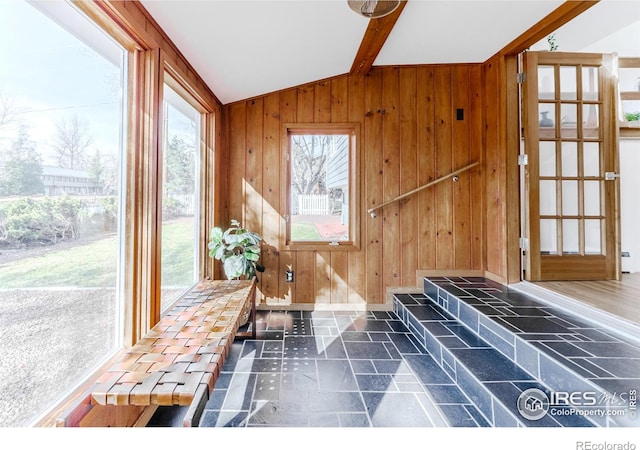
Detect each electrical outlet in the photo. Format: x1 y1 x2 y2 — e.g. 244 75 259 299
622 251 630 257
286 265 294 282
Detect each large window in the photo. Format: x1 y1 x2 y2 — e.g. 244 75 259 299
160 81 200 311
285 123 360 250
0 1 126 426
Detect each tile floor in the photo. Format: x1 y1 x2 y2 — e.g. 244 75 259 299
147 277 640 428
190 310 489 427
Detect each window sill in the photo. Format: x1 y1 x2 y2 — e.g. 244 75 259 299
287 241 360 252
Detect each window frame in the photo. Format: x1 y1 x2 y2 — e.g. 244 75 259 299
1 0 130 426
158 69 206 313
283 122 361 251
32 0 223 427
160 63 219 286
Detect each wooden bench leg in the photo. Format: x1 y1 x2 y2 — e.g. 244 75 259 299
250 285 257 339
56 393 153 427
58 391 206 428
182 384 209 427
235 283 257 340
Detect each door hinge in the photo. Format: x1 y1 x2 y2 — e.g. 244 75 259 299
517 72 526 84
518 154 528 166
605 172 620 181
519 237 529 250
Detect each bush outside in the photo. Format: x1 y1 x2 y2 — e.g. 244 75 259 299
0 196 83 248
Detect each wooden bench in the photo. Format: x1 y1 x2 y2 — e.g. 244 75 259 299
56 279 256 427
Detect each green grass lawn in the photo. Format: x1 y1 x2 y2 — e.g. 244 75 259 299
291 222 321 240
160 219 196 286
0 219 195 288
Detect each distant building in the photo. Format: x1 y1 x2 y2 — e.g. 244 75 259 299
41 166 102 196
325 135 349 224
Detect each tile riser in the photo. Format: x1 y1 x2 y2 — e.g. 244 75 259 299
426 280 615 380
396 298 620 427
396 298 604 427
415 277 640 428
395 299 528 427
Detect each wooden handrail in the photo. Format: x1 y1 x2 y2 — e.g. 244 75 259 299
367 161 480 217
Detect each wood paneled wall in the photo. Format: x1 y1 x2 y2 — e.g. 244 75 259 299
226 65 484 306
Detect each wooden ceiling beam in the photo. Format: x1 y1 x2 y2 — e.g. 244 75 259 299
350 0 408 76
493 0 599 58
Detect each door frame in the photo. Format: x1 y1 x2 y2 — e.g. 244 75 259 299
519 50 621 282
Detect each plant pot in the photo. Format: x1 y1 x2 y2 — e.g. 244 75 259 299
625 119 640 128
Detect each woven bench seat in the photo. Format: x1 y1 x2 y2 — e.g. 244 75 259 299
56 279 256 427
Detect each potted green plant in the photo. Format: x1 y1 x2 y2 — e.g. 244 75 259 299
624 112 640 126
208 219 264 280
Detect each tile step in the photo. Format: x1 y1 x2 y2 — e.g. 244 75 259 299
393 276 640 427
394 293 593 427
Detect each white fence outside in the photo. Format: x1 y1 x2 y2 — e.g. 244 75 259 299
296 194 329 215
166 194 195 216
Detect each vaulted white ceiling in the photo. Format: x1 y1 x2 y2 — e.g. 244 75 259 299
142 0 371 104
140 0 633 105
